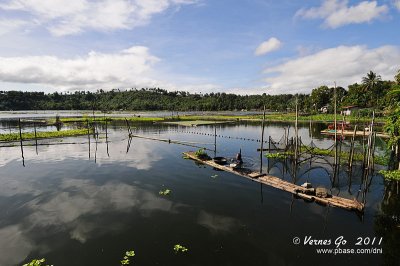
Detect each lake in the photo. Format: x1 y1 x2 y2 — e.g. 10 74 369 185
0 118 397 266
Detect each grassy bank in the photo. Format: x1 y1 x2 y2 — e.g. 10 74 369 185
0 129 90 141
46 113 384 124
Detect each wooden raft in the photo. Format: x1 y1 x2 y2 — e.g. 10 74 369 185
183 152 364 212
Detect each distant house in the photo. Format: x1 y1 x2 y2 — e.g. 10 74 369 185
341 105 359 116
320 105 329 113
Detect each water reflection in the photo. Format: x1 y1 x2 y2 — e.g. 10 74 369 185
0 121 389 265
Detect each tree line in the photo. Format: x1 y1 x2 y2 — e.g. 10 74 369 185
1 70 399 113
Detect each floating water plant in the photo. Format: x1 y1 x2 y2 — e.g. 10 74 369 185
379 170 400 181
265 152 292 159
120 250 135 265
23 258 49 266
194 148 211 160
159 189 171 196
174 244 188 253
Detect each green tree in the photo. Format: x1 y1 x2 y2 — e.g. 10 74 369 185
362 70 382 91
395 69 400 84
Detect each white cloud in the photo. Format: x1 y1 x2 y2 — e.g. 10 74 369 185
263 45 400 94
254 37 282 56
296 0 388 28
0 46 161 90
0 0 197 36
394 0 400 10
0 19 28 36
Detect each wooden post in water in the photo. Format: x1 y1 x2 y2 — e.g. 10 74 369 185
334 83 338 166
294 97 299 163
260 105 266 173
34 122 38 155
18 118 25 166
214 123 217 156
87 119 91 159
105 117 109 157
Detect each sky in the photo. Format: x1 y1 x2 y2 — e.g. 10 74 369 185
0 0 399 95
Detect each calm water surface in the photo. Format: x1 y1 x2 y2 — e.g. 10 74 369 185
0 120 397 266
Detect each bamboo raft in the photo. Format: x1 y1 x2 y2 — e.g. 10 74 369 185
321 129 389 138
183 151 364 212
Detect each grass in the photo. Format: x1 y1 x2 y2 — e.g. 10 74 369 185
162 120 232 126
50 116 164 123
0 128 91 141
45 113 385 124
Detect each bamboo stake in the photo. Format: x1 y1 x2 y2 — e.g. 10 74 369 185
295 97 298 162
334 83 337 166
260 105 266 173
214 123 217 156
87 119 90 159
18 118 25 167
105 117 109 157
34 122 38 155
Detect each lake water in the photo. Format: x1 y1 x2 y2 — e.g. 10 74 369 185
0 119 397 266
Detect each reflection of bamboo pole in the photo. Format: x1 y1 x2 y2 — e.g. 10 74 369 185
349 125 357 169
260 106 266 173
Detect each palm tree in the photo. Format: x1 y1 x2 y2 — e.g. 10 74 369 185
395 69 400 84
362 70 382 91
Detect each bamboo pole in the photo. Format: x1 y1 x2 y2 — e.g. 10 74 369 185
87 119 90 159
214 123 217 156
295 97 298 162
260 105 266 173
105 117 109 157
334 83 337 166
18 118 25 166
34 122 38 155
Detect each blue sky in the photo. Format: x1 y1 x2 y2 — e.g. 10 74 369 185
0 0 399 94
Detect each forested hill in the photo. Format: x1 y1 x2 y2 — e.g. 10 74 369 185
1 70 400 112
0 88 308 111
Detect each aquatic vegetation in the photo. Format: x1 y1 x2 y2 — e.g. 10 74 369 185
265 152 293 159
195 148 211 160
23 258 49 266
173 244 188 253
302 146 389 166
379 170 400 181
182 155 190 159
120 250 135 265
0 129 91 141
159 189 171 196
